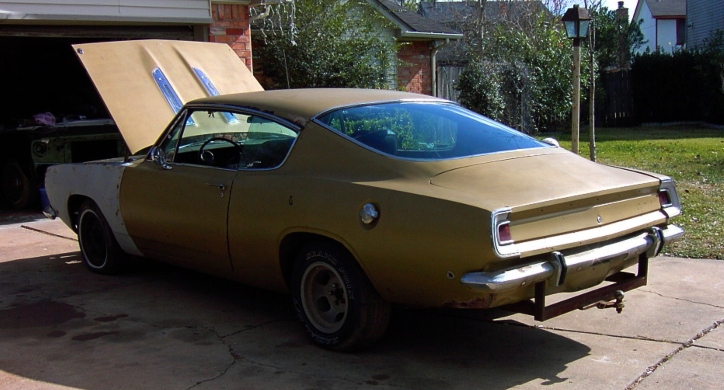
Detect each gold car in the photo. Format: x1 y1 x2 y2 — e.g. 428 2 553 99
45 40 683 351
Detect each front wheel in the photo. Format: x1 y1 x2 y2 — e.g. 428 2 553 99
291 242 391 351
77 200 125 274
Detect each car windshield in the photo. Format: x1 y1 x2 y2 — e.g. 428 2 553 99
317 102 548 160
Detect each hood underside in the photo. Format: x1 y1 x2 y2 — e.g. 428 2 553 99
73 40 263 154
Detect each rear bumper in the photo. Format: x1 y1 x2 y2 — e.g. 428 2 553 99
461 225 684 293
460 224 683 321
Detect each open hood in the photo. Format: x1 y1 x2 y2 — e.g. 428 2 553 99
73 40 263 154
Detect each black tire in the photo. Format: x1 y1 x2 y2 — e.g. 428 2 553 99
291 242 391 351
1 160 36 209
77 200 125 274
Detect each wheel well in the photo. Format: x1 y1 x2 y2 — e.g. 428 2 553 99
279 233 350 288
66 195 92 232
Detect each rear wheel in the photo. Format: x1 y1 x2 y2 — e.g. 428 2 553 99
291 242 391 351
77 200 125 274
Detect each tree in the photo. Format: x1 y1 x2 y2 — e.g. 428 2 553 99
588 5 645 71
253 0 397 90
455 1 576 133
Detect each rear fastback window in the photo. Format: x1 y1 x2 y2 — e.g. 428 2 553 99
317 102 547 160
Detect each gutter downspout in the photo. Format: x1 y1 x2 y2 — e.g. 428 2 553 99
431 39 450 97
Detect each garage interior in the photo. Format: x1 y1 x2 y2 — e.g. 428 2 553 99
0 25 202 210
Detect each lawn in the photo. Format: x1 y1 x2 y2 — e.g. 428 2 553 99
550 125 723 260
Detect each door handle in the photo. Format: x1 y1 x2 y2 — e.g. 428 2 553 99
205 183 228 197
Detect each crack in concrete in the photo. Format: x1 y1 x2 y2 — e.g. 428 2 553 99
20 225 77 241
529 324 684 345
625 318 723 389
184 319 292 389
185 328 238 390
640 288 724 309
185 319 412 389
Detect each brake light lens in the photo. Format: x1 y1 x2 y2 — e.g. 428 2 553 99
498 222 513 244
658 190 672 207
492 208 519 258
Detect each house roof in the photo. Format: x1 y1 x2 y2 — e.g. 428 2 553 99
368 0 463 40
643 0 686 18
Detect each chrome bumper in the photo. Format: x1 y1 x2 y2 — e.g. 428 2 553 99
461 225 684 292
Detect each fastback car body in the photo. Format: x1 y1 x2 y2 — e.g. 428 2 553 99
45 40 683 351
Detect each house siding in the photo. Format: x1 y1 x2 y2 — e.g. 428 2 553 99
634 0 685 53
686 0 724 49
636 1 657 53
0 0 212 23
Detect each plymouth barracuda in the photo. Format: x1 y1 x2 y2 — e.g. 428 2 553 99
44 40 683 351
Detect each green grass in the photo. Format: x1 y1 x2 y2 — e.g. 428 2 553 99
550 125 724 260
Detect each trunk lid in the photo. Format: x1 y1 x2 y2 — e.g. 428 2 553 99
73 40 263 154
430 150 665 254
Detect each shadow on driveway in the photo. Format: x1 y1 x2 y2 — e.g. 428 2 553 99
0 251 590 389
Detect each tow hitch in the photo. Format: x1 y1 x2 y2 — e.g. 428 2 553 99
502 255 648 321
580 290 625 313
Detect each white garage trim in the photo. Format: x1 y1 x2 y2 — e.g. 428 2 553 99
0 0 212 24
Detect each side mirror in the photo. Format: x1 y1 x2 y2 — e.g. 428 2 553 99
541 137 560 147
150 147 173 170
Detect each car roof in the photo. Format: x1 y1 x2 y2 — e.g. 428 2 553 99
190 88 448 125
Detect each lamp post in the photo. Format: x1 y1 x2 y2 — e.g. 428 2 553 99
561 4 591 155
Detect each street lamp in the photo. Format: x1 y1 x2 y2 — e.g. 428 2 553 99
561 4 591 155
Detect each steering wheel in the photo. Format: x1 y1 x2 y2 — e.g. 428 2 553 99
198 137 243 166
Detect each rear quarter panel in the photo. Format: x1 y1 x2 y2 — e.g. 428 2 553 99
226 123 497 305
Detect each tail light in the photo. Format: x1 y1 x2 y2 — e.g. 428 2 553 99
658 178 682 218
658 190 672 207
492 208 519 259
498 222 513 244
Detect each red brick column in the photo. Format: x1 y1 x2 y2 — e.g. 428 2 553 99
397 41 432 95
210 3 253 71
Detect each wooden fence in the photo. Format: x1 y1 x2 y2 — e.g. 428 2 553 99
597 70 635 127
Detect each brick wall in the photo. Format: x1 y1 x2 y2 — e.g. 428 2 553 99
397 41 432 95
209 3 252 71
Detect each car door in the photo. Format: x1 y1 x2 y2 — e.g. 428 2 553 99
120 109 245 274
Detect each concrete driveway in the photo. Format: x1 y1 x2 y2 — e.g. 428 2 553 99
1 216 722 389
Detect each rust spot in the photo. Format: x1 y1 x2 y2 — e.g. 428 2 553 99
442 295 495 309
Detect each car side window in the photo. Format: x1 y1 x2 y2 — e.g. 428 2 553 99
159 109 297 170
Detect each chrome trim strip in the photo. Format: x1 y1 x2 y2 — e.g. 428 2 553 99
152 67 195 126
462 225 683 292
152 68 184 114
192 67 238 124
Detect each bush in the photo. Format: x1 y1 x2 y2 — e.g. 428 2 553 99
632 30 724 125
